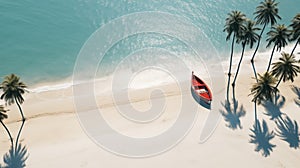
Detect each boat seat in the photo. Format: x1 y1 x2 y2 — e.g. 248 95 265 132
195 85 206 90
193 83 205 87
196 88 207 94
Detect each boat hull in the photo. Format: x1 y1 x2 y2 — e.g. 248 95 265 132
191 72 212 105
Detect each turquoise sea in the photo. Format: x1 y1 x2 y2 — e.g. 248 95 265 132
0 0 298 86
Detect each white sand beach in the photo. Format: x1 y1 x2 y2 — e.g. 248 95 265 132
1 49 300 168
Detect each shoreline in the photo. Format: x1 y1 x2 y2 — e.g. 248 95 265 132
0 43 299 167
3 42 298 124
0 41 297 125
24 42 299 95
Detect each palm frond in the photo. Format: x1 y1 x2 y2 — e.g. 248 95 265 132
254 0 281 26
250 72 278 104
271 52 300 84
289 13 300 41
266 24 290 51
0 105 8 121
0 74 27 105
224 11 246 41
237 19 260 49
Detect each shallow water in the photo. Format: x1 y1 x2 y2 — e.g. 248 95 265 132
0 0 298 86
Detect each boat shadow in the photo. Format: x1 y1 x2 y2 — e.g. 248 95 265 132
190 87 211 109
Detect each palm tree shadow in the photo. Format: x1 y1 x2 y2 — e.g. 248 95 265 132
220 98 246 130
261 94 285 120
249 119 276 157
221 84 246 130
276 116 300 149
1 144 28 168
291 86 300 107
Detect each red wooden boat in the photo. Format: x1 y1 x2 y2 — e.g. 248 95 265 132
191 71 212 104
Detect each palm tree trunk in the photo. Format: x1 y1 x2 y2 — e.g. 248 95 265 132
267 45 276 72
227 34 236 101
251 61 258 82
15 98 25 121
0 120 14 148
14 97 26 152
291 38 299 56
251 23 267 62
275 74 284 88
232 43 246 88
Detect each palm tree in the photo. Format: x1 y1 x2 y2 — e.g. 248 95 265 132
250 72 277 128
0 74 26 120
271 52 300 87
251 0 281 63
232 20 260 87
0 105 13 148
290 13 300 55
223 11 246 100
0 74 27 151
266 24 290 72
250 72 278 105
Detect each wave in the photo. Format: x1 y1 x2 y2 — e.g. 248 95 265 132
27 41 299 96
221 42 299 74
28 82 73 93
